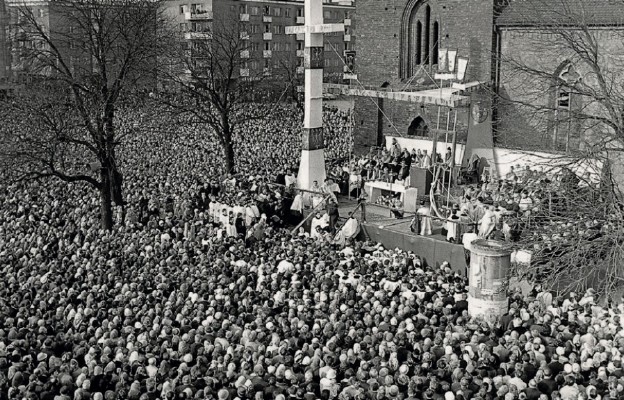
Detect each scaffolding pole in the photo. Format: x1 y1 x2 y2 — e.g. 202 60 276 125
447 109 458 206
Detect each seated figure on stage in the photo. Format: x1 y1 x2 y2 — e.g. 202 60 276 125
380 167 392 183
398 161 410 181
390 198 404 219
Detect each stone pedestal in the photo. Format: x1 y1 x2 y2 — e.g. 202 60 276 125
297 148 326 191
467 239 512 323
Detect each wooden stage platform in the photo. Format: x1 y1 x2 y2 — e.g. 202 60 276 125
305 197 470 276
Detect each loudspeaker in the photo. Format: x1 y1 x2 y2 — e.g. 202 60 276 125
410 167 433 194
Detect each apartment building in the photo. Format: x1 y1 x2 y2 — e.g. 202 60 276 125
168 0 356 83
0 0 355 87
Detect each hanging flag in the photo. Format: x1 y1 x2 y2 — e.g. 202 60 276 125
447 50 457 72
438 49 448 72
457 57 469 81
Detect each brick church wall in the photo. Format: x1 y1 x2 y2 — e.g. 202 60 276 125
497 28 624 151
353 0 494 153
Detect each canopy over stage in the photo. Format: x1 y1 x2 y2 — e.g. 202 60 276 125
324 83 473 108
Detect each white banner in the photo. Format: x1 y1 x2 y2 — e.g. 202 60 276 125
438 49 448 72
447 50 457 73
457 57 469 81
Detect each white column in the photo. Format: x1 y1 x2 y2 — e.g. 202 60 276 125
297 0 326 191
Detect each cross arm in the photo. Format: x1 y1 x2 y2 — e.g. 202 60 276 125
286 23 345 35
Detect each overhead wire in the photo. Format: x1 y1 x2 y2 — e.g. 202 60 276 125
326 41 404 137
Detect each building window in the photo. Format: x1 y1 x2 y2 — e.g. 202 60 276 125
179 5 187 14
265 24 270 33
239 4 247 14
433 22 440 65
408 116 429 137
285 8 291 17
273 7 281 17
297 8 304 17
263 6 270 15
264 42 270 51
324 10 331 19
415 21 422 65
423 6 430 64
324 58 330 68
400 0 441 79
250 6 259 15
284 43 291 51
251 42 259 51
553 62 581 151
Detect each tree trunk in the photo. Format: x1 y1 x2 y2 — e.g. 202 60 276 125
100 168 114 230
224 139 235 174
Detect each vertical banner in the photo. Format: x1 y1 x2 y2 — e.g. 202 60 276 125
447 50 457 73
457 57 469 81
438 48 448 72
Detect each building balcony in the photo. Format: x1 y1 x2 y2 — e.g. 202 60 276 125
296 49 304 57
296 33 304 41
263 32 272 40
185 11 212 20
240 31 250 40
240 68 250 77
344 18 351 26
263 15 272 23
296 66 304 74
240 50 249 58
296 16 305 24
240 13 249 22
343 73 357 80
184 32 212 40
344 34 351 42
263 50 272 58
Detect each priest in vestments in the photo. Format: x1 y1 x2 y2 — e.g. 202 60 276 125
340 213 361 240
416 201 433 236
310 213 328 239
478 206 496 238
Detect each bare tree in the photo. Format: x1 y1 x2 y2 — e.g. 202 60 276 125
0 0 168 230
273 51 303 109
492 0 624 295
159 16 295 173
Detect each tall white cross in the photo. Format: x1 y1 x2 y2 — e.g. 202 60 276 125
286 0 344 191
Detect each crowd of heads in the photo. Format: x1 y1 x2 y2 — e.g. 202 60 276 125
1 102 624 400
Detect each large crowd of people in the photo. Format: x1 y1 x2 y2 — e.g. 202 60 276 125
1 101 624 400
